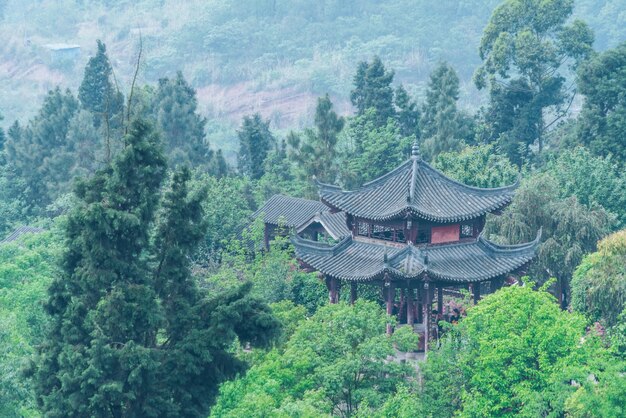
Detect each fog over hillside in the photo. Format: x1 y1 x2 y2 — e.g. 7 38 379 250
1 0 624 137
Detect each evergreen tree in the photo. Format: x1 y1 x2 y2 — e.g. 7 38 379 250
420 62 465 160
394 84 420 139
153 71 216 170
288 94 344 194
350 56 395 127
577 42 626 165
4 88 79 210
78 40 124 132
237 113 275 180
31 119 279 417
475 0 594 156
342 109 412 188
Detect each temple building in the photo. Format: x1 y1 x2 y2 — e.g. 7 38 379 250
254 144 540 351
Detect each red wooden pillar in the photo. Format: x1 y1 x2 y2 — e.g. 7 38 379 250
407 286 415 326
350 282 357 305
386 280 395 335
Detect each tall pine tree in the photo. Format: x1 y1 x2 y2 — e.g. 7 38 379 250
350 56 395 127
237 113 275 180
420 62 465 160
288 94 344 193
78 40 124 132
4 87 79 210
31 119 279 417
394 84 420 139
153 71 216 170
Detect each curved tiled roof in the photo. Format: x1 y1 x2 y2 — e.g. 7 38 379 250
292 230 541 283
317 156 518 222
296 211 351 240
253 195 329 228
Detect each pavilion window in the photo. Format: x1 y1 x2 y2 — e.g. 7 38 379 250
357 221 369 237
460 223 474 238
416 225 431 244
372 224 394 241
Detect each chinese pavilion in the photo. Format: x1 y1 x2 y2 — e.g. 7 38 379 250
255 144 540 351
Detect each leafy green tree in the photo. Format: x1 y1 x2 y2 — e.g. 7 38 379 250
0 230 61 417
420 62 467 160
440 284 622 417
577 41 626 164
78 40 124 132
350 56 395 127
487 174 613 307
237 113 275 180
475 0 594 158
544 147 626 228
341 109 412 188
31 120 279 417
394 84 420 139
211 300 415 417
571 229 626 327
288 94 344 195
4 88 79 210
256 138 306 202
153 71 223 171
433 144 519 188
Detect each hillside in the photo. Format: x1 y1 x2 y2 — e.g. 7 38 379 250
1 0 624 145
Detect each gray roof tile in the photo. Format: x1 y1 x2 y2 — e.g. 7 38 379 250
253 195 329 228
318 157 517 222
292 230 541 283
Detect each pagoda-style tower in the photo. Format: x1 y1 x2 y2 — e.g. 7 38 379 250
292 143 540 350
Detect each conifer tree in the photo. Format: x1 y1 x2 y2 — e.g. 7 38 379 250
394 84 420 139
350 56 395 127
31 119 279 417
153 71 217 170
237 113 275 179
288 94 344 189
78 40 124 131
420 62 464 160
4 87 79 210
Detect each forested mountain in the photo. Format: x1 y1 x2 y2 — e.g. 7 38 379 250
1 0 625 416
1 0 625 153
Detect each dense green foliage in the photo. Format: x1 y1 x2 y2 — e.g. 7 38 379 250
487 173 613 306
30 121 279 417
78 40 124 135
211 301 417 417
420 62 469 160
572 230 626 327
380 285 626 417
1 1 626 416
433 144 519 188
577 41 626 164
475 0 594 164
0 231 61 417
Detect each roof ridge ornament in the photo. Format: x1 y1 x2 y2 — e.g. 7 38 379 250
411 140 421 160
